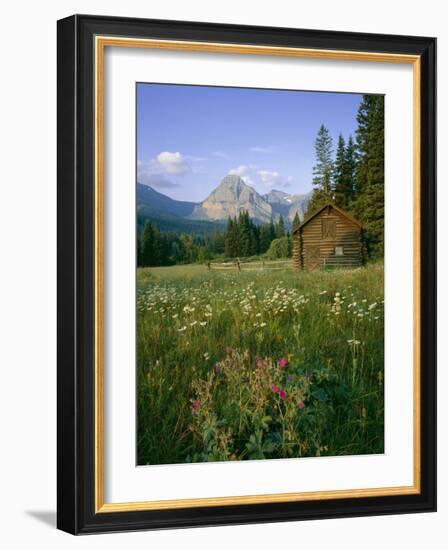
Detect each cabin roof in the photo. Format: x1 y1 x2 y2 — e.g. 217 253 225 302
293 202 363 233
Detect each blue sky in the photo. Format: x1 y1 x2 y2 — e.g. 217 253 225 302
137 83 362 202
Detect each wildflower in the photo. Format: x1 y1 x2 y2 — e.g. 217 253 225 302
277 357 289 368
278 390 286 399
178 326 187 332
192 400 201 412
190 320 197 327
199 321 207 326
226 346 233 354
172 313 178 319
271 384 279 394
297 400 305 410
203 352 210 360
259 322 267 327
214 363 222 373
256 357 264 369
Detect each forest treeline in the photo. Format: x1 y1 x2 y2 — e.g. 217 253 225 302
137 94 384 267
137 212 297 267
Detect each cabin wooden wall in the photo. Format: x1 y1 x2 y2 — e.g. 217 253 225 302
293 206 362 270
292 231 301 271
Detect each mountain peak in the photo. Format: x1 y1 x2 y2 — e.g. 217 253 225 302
264 189 290 203
214 174 250 197
190 174 272 222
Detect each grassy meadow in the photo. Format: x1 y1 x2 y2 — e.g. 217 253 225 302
137 262 384 465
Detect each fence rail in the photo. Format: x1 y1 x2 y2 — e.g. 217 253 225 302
207 259 293 272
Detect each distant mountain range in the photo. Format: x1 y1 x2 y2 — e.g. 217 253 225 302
137 175 311 234
262 188 311 223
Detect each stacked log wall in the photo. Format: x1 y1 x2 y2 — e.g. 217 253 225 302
294 206 362 270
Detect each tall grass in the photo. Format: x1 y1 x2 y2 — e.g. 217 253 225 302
137 263 384 464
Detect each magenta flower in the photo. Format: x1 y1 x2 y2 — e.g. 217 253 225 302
278 390 286 399
192 400 201 411
297 400 305 410
226 346 233 354
271 384 279 394
277 357 289 368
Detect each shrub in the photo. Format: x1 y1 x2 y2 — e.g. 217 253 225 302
266 237 292 260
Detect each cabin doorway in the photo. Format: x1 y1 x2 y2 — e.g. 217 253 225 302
307 246 320 270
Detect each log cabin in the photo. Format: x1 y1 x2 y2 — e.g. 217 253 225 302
293 203 364 270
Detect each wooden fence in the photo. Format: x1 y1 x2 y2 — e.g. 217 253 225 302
206 259 293 272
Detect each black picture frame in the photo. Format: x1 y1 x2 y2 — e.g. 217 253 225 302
57 14 436 535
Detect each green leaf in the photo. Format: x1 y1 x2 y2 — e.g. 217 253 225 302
313 388 329 401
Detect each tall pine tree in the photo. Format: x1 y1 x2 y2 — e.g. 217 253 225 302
334 134 356 210
224 217 238 257
306 124 334 215
354 95 384 258
275 215 286 239
292 211 300 233
259 224 272 253
140 220 155 267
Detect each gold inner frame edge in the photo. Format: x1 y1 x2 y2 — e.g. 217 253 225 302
94 35 421 513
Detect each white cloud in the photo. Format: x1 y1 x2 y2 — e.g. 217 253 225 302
257 170 293 189
258 170 280 184
229 165 250 177
137 151 192 187
137 161 180 188
241 176 255 188
156 151 190 175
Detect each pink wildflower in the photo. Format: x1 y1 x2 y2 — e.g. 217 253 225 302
226 346 233 354
297 400 305 410
192 400 201 411
278 390 286 399
271 384 279 394
277 357 289 368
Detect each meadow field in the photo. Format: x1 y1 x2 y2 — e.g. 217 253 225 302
137 262 384 465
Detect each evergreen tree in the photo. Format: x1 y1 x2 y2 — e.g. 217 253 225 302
354 95 384 258
249 220 259 256
333 134 357 210
137 236 142 267
225 217 239 258
275 215 286 239
211 229 225 255
259 223 272 253
306 124 334 215
269 219 276 242
292 211 300 234
238 211 251 256
152 227 161 266
140 220 155 266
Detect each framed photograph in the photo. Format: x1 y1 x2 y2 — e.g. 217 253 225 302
57 14 436 534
